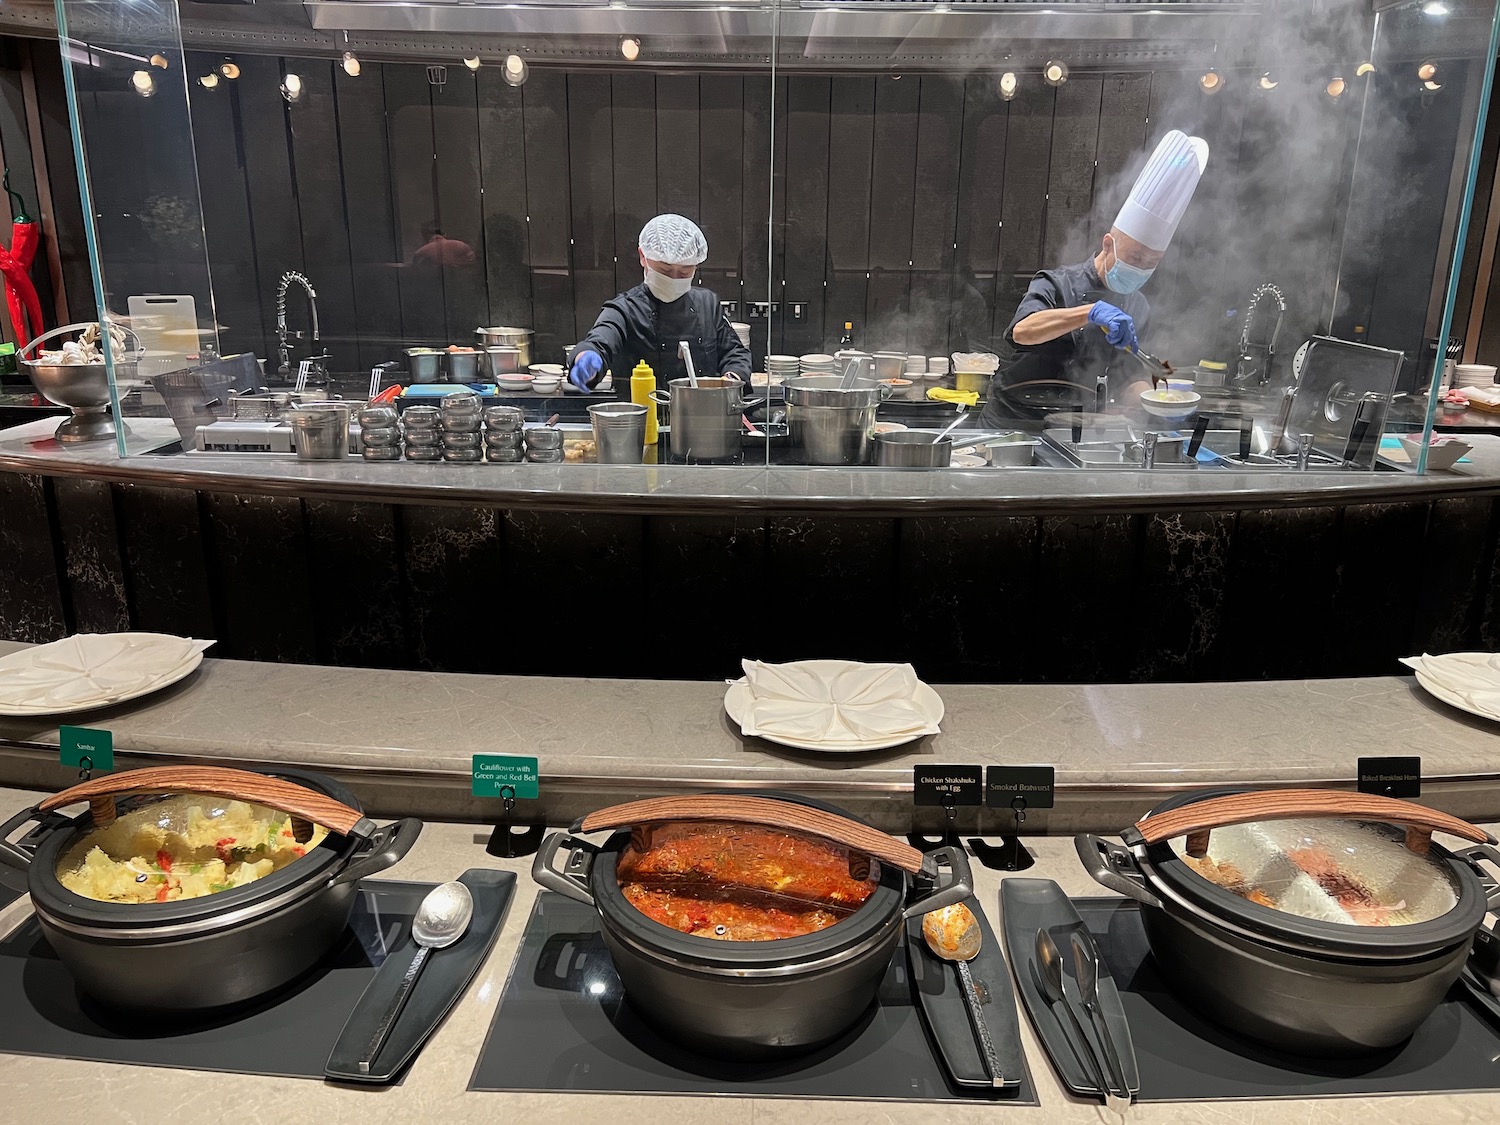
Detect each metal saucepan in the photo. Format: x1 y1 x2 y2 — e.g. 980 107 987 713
534 792 972 1059
0 765 421 1013
1076 787 1500 1055
650 377 766 462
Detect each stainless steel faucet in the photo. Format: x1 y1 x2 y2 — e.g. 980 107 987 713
276 271 320 377
1236 282 1286 387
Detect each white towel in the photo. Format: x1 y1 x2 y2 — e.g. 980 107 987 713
0 633 214 710
1401 652 1500 721
738 659 939 743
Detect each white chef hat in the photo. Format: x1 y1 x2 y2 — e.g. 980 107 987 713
1113 130 1210 253
639 214 708 266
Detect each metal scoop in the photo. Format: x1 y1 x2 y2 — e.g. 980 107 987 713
933 405 968 444
678 340 699 388
923 902 1004 1087
357 880 474 1073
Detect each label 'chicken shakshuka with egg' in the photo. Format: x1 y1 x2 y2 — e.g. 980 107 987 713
615 822 879 941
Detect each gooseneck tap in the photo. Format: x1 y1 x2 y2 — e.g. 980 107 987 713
276 271 320 377
1236 282 1286 387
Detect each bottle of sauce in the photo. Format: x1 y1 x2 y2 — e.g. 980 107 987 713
631 359 658 445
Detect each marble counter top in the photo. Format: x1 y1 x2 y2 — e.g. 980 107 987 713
0 782 1495 1124
3 417 1499 514
3 640 1499 831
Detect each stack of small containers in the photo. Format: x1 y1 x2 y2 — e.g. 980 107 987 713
401 405 442 461
358 405 402 462
484 405 525 462
439 392 484 463
525 423 564 463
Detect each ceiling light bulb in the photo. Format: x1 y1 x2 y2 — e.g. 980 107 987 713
198 72 219 90
281 73 303 104
1199 69 1223 94
503 55 528 87
1356 62 1376 77
620 37 641 62
1326 76 1346 100
998 71 1018 101
1258 72 1278 90
130 70 156 98
218 58 240 80
1418 62 1438 82
464 56 482 70
342 51 361 77
1423 2 1450 14
1043 60 1069 87
149 53 168 70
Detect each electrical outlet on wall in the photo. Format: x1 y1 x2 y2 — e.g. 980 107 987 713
722 300 739 319
790 303 806 322
747 301 780 319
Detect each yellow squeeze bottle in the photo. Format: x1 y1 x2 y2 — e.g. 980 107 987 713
631 360 659 445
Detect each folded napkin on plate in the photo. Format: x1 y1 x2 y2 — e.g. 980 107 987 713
738 659 939 743
1401 652 1500 720
0 634 214 709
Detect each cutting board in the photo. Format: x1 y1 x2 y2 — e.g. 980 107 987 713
127 294 200 381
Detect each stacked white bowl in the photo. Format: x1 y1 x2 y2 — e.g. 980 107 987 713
904 354 926 377
730 322 751 350
928 356 951 378
799 353 838 376
1454 364 1498 389
766 354 801 383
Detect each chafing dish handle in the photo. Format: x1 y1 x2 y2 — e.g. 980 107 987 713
330 817 422 886
1457 844 1500 911
1074 834 1164 910
533 831 598 906
902 844 974 919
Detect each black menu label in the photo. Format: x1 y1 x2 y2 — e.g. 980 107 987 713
913 766 983 806
985 765 1056 810
1358 756 1421 798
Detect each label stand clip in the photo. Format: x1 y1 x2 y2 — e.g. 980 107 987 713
485 786 544 858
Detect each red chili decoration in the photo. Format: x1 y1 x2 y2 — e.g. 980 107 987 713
1 170 44 351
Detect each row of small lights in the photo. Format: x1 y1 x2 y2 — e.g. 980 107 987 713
130 36 646 100
994 58 1442 103
130 42 1439 103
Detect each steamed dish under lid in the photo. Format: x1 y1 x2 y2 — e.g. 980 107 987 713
615 820 879 941
1171 817 1460 927
57 793 329 903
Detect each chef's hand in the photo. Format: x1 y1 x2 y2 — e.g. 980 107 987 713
569 350 603 391
1088 302 1138 352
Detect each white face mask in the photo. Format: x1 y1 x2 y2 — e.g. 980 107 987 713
645 265 693 303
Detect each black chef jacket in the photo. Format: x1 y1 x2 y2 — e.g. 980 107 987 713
981 261 1151 425
574 283 751 392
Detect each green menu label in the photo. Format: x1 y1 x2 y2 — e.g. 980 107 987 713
472 754 539 800
59 726 114 772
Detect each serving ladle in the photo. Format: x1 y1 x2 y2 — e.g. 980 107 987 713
923 902 1004 1087
932 405 969 444
357 880 474 1073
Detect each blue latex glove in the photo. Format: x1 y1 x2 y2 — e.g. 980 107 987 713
569 350 603 391
1088 301 1138 352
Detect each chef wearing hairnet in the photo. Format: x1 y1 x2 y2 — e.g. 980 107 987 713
981 130 1209 424
568 214 751 392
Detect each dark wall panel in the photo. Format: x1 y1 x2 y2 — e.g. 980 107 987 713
611 73 657 297
824 78 876 347
477 69 532 330
287 61 359 374
384 64 444 348
1042 77 1104 266
52 477 128 634
115 484 214 641
522 69 575 360
996 83 1055 335
203 493 317 664
568 72 616 345
866 77 919 351
0 473 65 642
656 76 701 223
699 75 745 315
954 76 1007 353
336 62 406 371
431 71 486 343
782 77 830 358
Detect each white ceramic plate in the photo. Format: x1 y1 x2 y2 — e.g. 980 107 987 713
0 633 211 716
723 669 945 753
1411 667 1500 724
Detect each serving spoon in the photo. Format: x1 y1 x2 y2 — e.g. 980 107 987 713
357 880 474 1073
922 902 1005 1087
932 405 969 445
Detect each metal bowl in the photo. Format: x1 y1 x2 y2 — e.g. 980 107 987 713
21 321 142 443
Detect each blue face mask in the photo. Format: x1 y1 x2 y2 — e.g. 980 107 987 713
1105 256 1155 295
